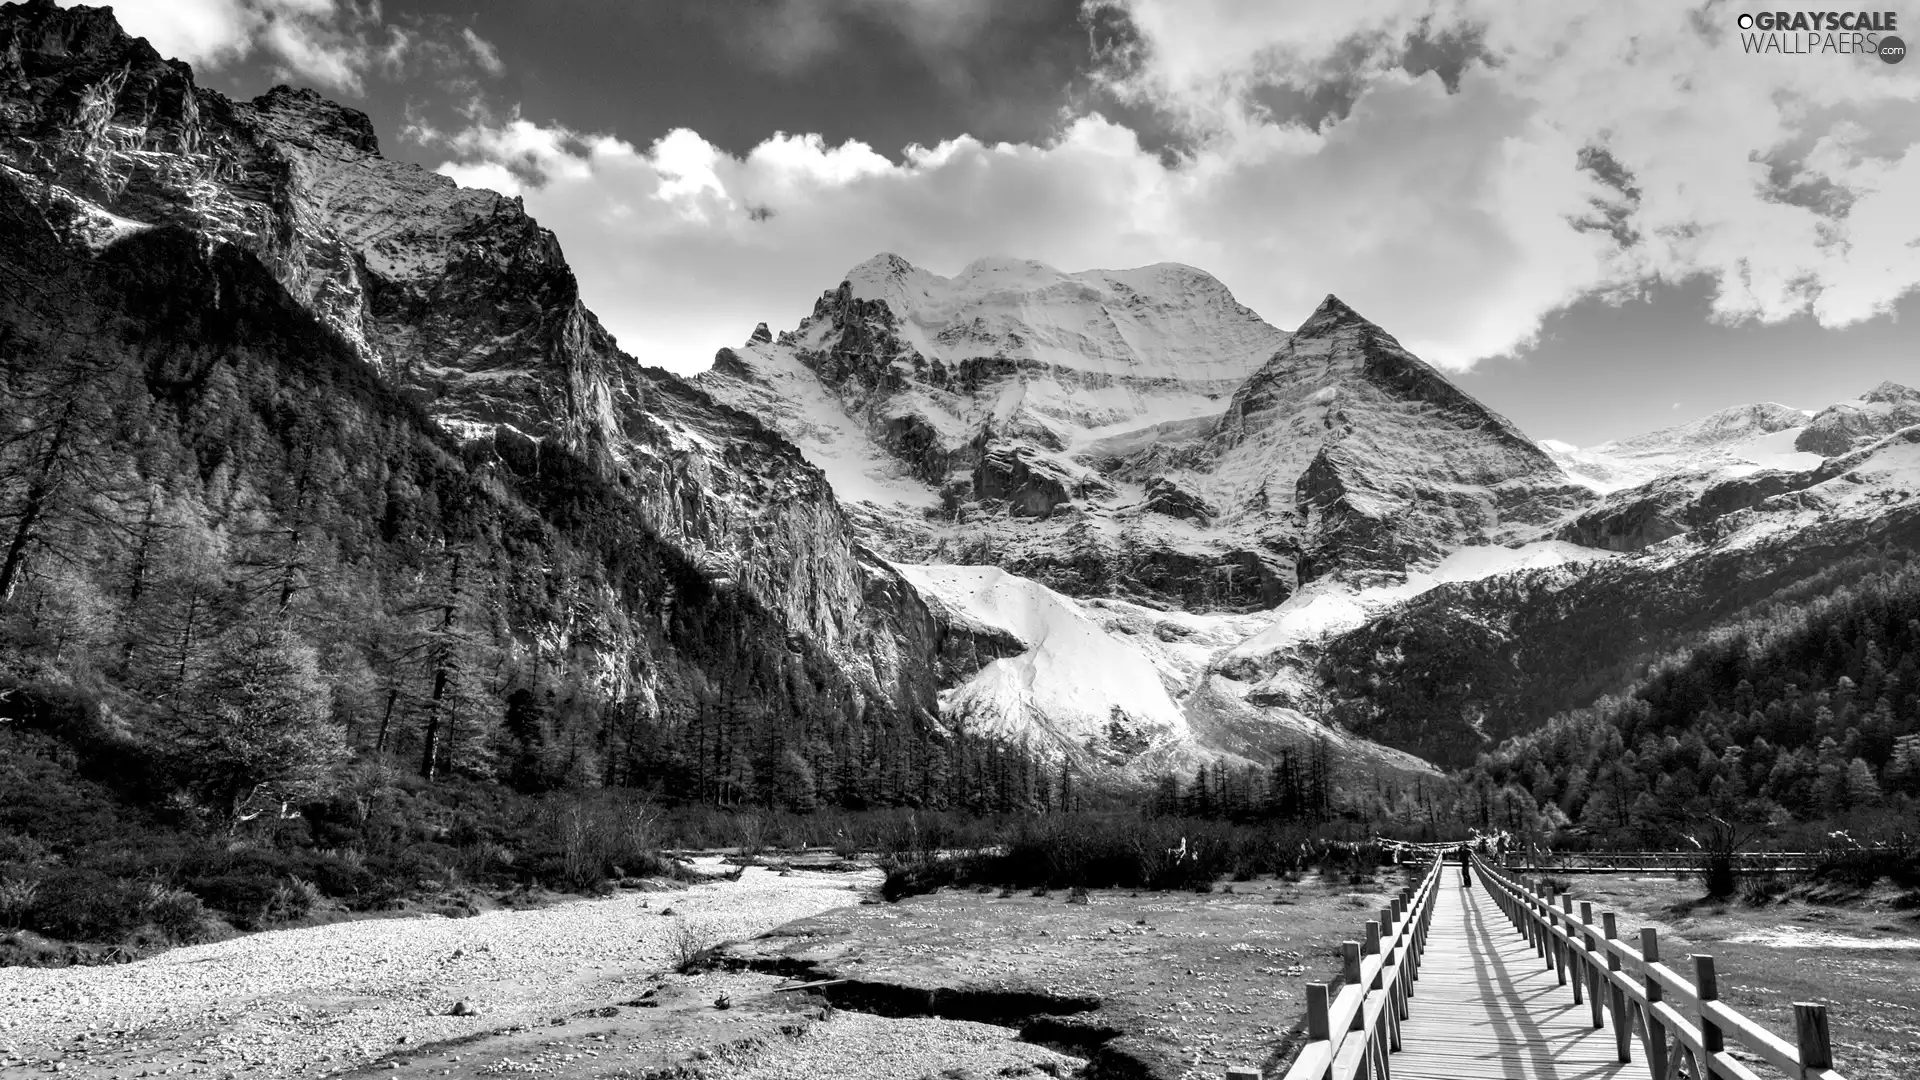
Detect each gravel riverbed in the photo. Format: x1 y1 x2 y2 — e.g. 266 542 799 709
0 862 879 1079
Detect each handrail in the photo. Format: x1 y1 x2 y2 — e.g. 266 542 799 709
1263 855 1445 1080
1473 855 1846 1080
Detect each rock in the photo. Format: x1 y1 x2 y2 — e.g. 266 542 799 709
1142 476 1216 524
449 1001 475 1016
713 993 732 1010
1795 381 1920 455
1066 886 1090 905
749 322 772 345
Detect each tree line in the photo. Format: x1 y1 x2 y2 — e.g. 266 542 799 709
0 186 1022 830
1466 553 1920 844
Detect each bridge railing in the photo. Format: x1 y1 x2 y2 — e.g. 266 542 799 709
1260 855 1443 1080
1474 855 1846 1080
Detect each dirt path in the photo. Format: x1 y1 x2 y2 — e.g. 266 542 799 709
0 863 875 1079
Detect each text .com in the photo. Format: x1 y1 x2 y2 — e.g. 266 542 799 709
1736 10 1907 60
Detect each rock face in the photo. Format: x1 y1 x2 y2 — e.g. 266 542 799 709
1796 382 1920 456
699 255 1300 612
0 1 961 748
703 271 1593 610
1201 295 1591 578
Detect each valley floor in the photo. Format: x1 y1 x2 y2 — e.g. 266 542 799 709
0 860 886 1079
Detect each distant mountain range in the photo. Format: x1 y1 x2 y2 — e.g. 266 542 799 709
3 0 1915 785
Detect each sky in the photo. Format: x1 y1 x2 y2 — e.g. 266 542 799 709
83 0 1920 446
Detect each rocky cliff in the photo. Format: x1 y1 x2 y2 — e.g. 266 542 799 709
0 0 988 776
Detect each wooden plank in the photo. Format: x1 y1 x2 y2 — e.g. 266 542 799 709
1389 880 1632 1080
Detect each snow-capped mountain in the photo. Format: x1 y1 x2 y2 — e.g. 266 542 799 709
702 262 1595 613
1540 402 1819 494
1795 381 1920 456
9 1 1912 782
1317 418 1920 765
702 244 1920 771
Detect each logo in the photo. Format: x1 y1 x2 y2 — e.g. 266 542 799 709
1735 10 1906 59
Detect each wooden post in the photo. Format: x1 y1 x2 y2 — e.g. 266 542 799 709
1344 941 1363 1009
1536 882 1555 968
1225 1068 1261 1080
1603 912 1630 1063
1793 1002 1833 1074
1307 983 1332 1043
1581 901 1603 1027
1307 981 1333 1080
1695 954 1724 1079
1641 927 1669 1080
1557 892 1574 990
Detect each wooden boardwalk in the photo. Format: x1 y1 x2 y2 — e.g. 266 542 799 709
1389 878 1630 1080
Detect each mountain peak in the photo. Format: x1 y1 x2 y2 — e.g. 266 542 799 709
249 85 381 154
1864 380 1919 404
1295 294 1376 337
845 252 918 282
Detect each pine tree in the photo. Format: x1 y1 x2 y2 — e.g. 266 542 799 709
170 623 348 824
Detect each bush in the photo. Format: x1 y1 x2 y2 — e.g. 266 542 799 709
143 885 210 942
0 876 40 929
1813 843 1920 888
877 814 1331 900
1740 873 1788 907
184 874 281 928
25 869 149 941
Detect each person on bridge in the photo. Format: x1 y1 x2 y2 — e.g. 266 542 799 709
1456 843 1473 888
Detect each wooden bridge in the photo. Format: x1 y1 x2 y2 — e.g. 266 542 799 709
1243 852 1846 1080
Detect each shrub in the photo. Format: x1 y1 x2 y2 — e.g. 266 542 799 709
185 874 281 928
142 885 210 942
25 869 149 941
1740 873 1788 907
667 919 711 973
0 876 40 928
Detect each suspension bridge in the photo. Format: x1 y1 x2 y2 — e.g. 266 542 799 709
1238 845 1847 1080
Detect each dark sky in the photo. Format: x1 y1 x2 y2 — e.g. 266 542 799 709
103 0 1920 447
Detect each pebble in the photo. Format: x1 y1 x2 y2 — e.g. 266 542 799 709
0 862 876 1080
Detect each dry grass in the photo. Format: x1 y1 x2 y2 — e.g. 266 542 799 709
720 867 1423 1079
1550 872 1920 1080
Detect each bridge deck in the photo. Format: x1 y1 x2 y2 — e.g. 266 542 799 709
1392 877 1631 1080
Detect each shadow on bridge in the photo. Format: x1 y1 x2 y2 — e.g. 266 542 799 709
1390 882 1630 1080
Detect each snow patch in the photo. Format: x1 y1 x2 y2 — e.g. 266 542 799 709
896 565 1191 751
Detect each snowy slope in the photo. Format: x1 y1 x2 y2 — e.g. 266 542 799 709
701 255 1286 473
844 254 1286 391
1216 542 1616 703
1640 424 1920 561
703 340 939 510
1541 403 1820 493
895 565 1195 761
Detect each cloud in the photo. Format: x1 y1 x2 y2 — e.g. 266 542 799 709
460 27 504 77
1086 0 1920 350
722 0 1002 74
430 1 1920 374
94 0 505 94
